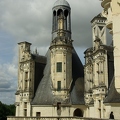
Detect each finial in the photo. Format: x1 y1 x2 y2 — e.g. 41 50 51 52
35 48 38 54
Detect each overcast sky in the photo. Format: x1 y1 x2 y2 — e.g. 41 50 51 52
0 0 106 104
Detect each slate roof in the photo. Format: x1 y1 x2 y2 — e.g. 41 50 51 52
91 13 106 23
31 54 47 96
104 77 120 103
100 44 120 103
70 49 84 105
31 48 84 105
31 54 46 64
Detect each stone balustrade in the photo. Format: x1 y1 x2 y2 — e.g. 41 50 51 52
7 116 112 120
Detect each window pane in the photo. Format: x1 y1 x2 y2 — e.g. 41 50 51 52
57 62 62 72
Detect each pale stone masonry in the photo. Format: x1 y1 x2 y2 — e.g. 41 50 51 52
9 0 120 120
84 14 114 118
101 0 120 94
15 0 84 118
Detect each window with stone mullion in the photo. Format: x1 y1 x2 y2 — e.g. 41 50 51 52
57 62 62 72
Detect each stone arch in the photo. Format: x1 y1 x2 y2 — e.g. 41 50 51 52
73 108 83 117
53 10 57 31
57 9 63 16
64 9 69 17
53 10 56 16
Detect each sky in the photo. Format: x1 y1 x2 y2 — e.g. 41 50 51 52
0 0 108 105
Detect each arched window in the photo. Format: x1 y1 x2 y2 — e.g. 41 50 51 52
53 10 57 31
73 108 83 117
57 9 63 16
64 10 68 17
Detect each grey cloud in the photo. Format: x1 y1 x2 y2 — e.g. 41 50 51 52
0 92 15 104
0 63 17 93
0 0 102 48
0 0 104 104
0 81 11 88
0 77 17 92
0 88 16 92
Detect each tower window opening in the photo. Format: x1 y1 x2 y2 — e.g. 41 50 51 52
57 102 61 115
25 80 28 89
64 10 69 30
24 109 27 116
36 112 41 117
57 81 61 91
57 9 63 16
24 102 27 108
57 102 61 110
53 10 57 31
64 10 68 17
25 71 28 80
56 62 62 72
53 11 56 16
98 100 101 118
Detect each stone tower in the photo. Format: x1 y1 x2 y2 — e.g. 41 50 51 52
91 15 108 118
84 14 109 118
91 14 107 50
16 42 34 116
14 0 84 117
49 0 73 104
101 0 120 94
91 14 108 88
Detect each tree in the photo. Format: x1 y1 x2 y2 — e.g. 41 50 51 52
0 101 15 120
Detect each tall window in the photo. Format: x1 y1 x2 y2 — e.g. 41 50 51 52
57 102 61 115
25 80 27 89
24 102 27 108
24 109 27 116
57 102 61 110
56 62 62 72
57 81 61 91
25 71 28 80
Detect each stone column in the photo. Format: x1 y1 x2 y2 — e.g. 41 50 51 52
94 99 100 118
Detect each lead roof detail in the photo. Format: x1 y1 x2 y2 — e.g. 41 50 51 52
53 0 70 8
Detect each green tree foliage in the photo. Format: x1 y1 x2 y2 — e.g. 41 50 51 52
0 101 15 120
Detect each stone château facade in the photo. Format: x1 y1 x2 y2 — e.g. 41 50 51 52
10 0 120 119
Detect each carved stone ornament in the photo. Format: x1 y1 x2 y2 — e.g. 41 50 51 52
20 64 23 70
117 0 120 5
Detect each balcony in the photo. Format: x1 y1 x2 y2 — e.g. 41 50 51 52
101 0 111 9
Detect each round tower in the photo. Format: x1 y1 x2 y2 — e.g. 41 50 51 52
49 0 73 103
91 14 106 50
